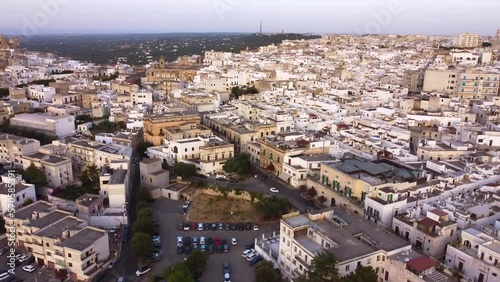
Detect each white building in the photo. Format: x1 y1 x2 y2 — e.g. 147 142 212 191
27 85 56 102
0 174 36 216
10 113 76 137
99 162 129 209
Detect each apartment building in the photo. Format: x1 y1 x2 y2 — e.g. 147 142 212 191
415 139 473 161
456 71 500 100
143 111 201 146
65 140 105 171
139 158 169 189
131 90 153 108
392 209 459 259
422 70 460 95
307 157 419 214
99 164 129 208
198 137 234 176
454 33 481 48
282 154 332 188
279 208 411 281
27 85 56 102
6 201 110 281
21 152 73 188
51 92 82 106
0 174 36 215
47 105 81 116
95 130 142 148
445 224 500 282
94 144 132 169
0 133 40 166
10 113 76 137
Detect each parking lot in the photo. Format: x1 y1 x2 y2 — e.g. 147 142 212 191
142 198 279 282
0 242 56 282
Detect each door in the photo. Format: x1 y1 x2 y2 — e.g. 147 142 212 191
458 261 463 272
478 273 484 282
416 240 423 250
395 226 400 235
405 231 410 240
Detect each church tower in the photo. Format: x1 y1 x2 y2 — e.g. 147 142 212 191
159 56 165 68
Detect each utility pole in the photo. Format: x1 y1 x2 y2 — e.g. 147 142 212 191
259 21 262 35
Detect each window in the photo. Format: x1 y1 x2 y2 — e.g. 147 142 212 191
346 265 350 271
46 243 49 247
68 253 72 258
68 263 73 267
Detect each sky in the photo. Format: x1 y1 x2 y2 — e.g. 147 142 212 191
0 0 499 36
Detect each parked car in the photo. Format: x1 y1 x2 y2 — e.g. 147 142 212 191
245 222 252 230
136 265 151 276
183 223 190 231
225 223 231 231
211 223 217 230
0 246 9 255
230 223 237 231
152 219 159 227
184 245 192 255
203 223 210 230
176 236 183 247
197 223 204 231
246 243 255 249
200 244 206 252
17 255 29 263
109 227 118 234
215 237 221 246
230 237 237 245
207 244 214 254
269 187 279 193
207 237 214 245
108 259 117 269
122 225 130 241
22 265 35 273
177 246 184 254
216 244 223 253
241 249 254 258
250 255 263 266
149 253 160 263
223 262 231 274
228 179 237 183
182 201 190 209
218 223 224 230
200 237 206 245
246 252 258 261
238 223 245 231
253 225 259 231
224 273 231 282
222 241 229 253
180 208 187 214
183 237 192 245
190 223 197 230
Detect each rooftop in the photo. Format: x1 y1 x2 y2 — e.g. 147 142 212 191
34 217 84 239
23 152 69 164
15 201 54 221
60 227 106 251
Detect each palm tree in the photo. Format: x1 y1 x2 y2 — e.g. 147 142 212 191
308 251 340 282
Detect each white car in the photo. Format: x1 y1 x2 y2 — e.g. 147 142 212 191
182 201 190 209
136 266 151 276
200 237 206 245
22 265 35 273
253 225 259 231
246 252 258 261
241 249 253 258
197 223 203 231
17 255 29 262
230 237 237 245
269 187 279 193
176 236 183 247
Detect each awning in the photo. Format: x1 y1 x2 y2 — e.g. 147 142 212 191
279 172 292 182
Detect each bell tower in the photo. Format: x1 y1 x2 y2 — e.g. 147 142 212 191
159 56 165 68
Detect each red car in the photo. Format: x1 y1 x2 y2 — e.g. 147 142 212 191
215 237 221 246
190 223 197 230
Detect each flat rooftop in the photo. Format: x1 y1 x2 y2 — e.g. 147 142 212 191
26 210 71 229
34 217 84 239
15 201 54 221
0 182 32 195
24 152 68 164
283 207 410 262
60 227 106 251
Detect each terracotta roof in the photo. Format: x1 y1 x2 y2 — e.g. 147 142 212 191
418 217 439 228
406 256 437 272
429 209 448 217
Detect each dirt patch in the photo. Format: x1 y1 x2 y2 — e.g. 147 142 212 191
187 193 262 222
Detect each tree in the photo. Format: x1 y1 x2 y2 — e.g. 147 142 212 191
136 141 154 158
341 265 377 282
0 88 9 98
131 232 154 265
306 187 317 197
165 262 195 282
254 260 282 282
173 162 197 178
137 201 150 212
54 268 68 281
223 153 252 175
185 250 209 274
138 208 153 219
307 251 340 282
81 165 100 185
482 42 492 47
21 163 47 191
137 187 153 203
133 215 154 235
255 196 292 220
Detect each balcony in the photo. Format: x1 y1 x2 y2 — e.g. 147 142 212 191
54 250 65 258
307 175 363 207
81 251 96 265
82 262 97 274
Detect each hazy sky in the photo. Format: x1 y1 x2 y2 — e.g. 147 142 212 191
0 0 499 35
